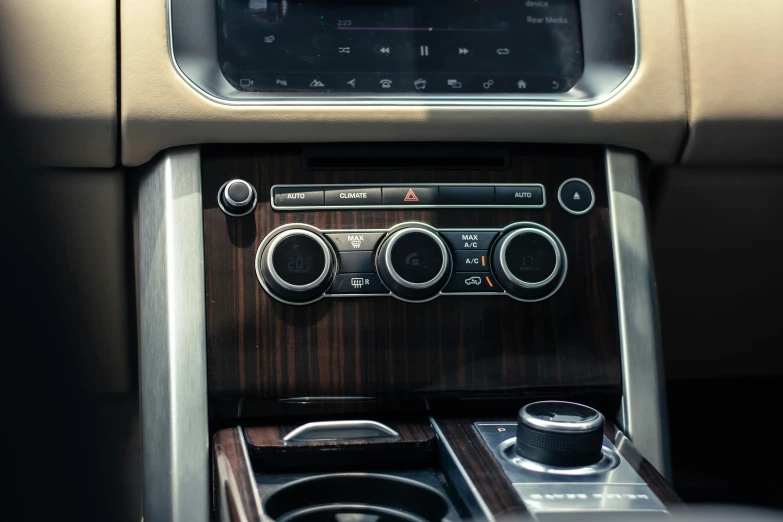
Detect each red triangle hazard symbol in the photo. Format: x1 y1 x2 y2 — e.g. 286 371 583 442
404 188 419 202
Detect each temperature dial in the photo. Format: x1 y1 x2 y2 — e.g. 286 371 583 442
257 228 336 303
491 224 567 301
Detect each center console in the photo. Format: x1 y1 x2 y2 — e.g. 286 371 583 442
138 143 670 522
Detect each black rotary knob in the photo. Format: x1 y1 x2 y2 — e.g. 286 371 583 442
218 179 257 217
491 225 567 301
258 228 335 303
515 401 605 467
376 226 451 301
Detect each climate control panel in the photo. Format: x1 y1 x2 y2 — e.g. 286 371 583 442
255 222 567 305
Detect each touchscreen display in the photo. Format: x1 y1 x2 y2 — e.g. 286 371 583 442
218 0 584 95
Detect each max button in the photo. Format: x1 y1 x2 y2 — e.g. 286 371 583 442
326 232 385 252
441 231 498 250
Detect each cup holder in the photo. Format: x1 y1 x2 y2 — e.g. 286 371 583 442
263 473 450 522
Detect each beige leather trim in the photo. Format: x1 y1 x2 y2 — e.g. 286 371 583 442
121 0 686 166
681 0 783 166
0 0 117 168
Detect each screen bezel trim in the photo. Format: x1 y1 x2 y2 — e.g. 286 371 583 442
168 0 638 106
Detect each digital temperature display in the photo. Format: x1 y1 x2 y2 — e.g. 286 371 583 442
217 0 584 95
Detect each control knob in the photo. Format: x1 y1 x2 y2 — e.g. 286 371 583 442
491 224 567 300
257 228 336 303
515 401 605 467
376 226 451 301
218 179 257 217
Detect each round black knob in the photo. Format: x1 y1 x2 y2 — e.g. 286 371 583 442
515 401 605 467
491 225 566 301
258 228 335 303
219 179 257 217
376 227 451 301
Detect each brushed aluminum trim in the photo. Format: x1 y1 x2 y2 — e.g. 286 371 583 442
606 147 671 479
137 147 209 522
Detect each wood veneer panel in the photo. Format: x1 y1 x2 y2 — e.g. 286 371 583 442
213 428 263 522
433 417 528 518
201 144 621 405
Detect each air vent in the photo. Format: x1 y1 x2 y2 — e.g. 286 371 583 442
303 146 511 170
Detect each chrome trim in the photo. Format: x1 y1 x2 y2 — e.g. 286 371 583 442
224 179 253 206
475 423 648 486
137 147 209 522
283 420 400 443
168 0 639 107
606 147 671 479
519 401 604 433
217 179 258 218
498 228 561 289
270 183 547 211
382 228 450 290
265 229 332 292
430 418 495 522
238 427 264 514
499 438 620 476
494 222 569 303
557 177 596 215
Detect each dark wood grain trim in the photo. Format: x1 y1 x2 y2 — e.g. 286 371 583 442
245 419 434 448
433 417 528 518
605 423 682 506
201 144 622 409
213 428 263 522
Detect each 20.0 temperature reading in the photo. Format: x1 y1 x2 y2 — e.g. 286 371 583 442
287 256 313 274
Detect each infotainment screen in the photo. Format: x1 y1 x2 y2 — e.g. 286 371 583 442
217 0 584 95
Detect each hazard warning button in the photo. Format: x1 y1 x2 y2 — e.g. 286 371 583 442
382 186 438 205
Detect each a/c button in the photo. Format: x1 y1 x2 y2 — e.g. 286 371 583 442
453 250 489 272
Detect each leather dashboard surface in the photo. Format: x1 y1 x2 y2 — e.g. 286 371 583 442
119 0 687 166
